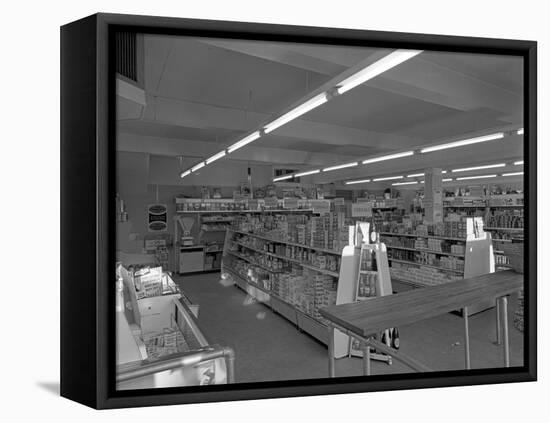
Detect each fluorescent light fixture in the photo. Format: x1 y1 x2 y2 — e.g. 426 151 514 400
442 170 447 174
191 162 206 172
373 176 404 182
264 93 328 134
205 150 226 164
345 179 371 185
442 178 453 182
407 173 424 178
456 174 497 181
503 172 524 177
420 132 505 153
336 49 422 95
452 163 505 173
362 151 414 164
273 174 295 182
392 181 418 186
420 181 425 184
227 131 261 153
180 170 191 178
323 162 358 172
294 169 320 177
514 160 524 166
517 128 524 135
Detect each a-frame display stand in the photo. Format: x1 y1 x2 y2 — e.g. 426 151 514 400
331 222 393 365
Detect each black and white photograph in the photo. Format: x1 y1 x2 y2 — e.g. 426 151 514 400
114 31 528 389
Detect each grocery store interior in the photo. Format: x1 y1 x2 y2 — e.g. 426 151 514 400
114 33 525 389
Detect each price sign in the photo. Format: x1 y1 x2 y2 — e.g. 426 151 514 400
351 202 372 217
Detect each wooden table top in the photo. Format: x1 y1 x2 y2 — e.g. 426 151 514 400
320 270 523 337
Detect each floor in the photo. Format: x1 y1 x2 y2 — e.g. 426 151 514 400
175 272 524 384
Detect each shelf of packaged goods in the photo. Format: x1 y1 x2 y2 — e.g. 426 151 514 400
388 257 464 274
230 229 341 255
444 204 487 208
484 227 524 231
488 204 523 208
379 232 466 242
226 251 285 274
177 209 313 214
201 218 234 223
360 270 378 275
492 238 513 243
200 228 228 232
234 241 339 277
391 277 448 289
383 244 465 257
223 266 328 342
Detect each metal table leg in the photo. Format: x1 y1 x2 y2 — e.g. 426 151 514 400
328 324 335 377
365 343 371 376
500 296 510 367
463 306 471 370
495 299 502 345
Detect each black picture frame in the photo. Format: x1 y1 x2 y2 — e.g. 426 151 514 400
60 12 537 409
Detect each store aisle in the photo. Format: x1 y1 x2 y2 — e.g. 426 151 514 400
176 273 524 383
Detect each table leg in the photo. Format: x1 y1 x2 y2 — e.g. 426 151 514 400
365 343 371 376
463 307 471 370
500 296 510 367
328 324 335 377
495 299 502 345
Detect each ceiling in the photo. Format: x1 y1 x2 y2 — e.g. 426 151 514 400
117 34 524 189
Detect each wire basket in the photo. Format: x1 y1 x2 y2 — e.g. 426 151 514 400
501 242 524 274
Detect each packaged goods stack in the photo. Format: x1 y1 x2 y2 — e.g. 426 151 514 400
143 327 190 360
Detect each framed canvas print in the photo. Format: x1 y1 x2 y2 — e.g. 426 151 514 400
60 13 537 409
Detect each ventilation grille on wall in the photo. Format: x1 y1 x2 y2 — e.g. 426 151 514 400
116 32 137 82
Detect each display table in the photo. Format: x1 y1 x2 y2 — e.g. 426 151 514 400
320 270 523 377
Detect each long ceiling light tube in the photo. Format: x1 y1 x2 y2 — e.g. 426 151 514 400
502 172 524 177
362 151 414 164
373 175 404 181
227 131 261 153
273 174 295 182
345 179 371 185
392 181 418 186
517 128 524 135
180 170 192 178
205 150 227 164
456 174 497 181
420 132 505 153
294 169 320 177
514 160 524 166
452 163 505 173
264 93 328 134
191 162 206 172
407 173 424 178
323 162 359 172
336 50 423 95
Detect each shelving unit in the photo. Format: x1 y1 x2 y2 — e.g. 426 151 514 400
380 219 495 315
221 224 357 350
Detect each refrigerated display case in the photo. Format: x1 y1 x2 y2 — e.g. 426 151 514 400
116 265 234 389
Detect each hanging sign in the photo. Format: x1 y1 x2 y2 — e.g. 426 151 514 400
333 197 345 206
148 204 167 232
351 202 372 217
